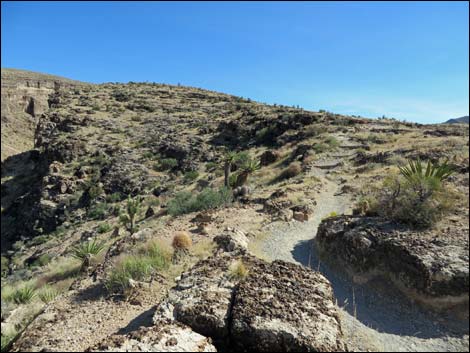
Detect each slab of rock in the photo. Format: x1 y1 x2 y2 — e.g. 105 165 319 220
90 323 216 352
316 215 469 309
231 260 345 352
153 240 345 351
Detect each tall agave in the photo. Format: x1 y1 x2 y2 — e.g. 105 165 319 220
223 151 240 188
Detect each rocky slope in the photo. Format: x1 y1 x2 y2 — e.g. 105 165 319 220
1 69 469 352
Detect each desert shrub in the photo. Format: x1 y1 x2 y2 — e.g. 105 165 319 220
229 260 248 279
106 192 123 203
37 285 59 304
172 231 193 252
87 202 109 220
324 136 340 148
97 223 112 234
312 142 329 153
30 254 52 268
280 162 302 180
1 328 17 352
183 170 199 183
205 161 218 171
304 124 327 138
363 159 457 228
167 187 232 216
158 158 178 171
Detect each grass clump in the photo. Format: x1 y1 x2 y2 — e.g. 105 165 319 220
37 285 59 304
167 187 232 216
105 242 171 296
97 223 112 234
183 170 199 183
157 158 178 171
229 260 249 280
278 162 302 180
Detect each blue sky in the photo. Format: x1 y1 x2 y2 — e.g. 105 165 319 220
2 1 468 123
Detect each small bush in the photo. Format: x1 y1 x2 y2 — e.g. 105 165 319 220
71 239 106 271
87 202 109 220
167 188 232 216
172 231 192 251
30 254 52 268
97 223 112 234
324 136 340 148
1 256 10 277
158 158 178 171
312 142 329 154
106 192 123 203
229 260 248 280
183 170 199 183
281 162 302 179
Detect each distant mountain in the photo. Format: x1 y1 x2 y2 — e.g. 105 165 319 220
444 116 469 124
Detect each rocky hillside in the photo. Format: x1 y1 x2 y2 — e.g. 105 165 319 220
1 68 85 160
1 69 469 352
445 116 469 124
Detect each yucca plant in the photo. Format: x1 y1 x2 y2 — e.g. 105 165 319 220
38 285 59 304
235 159 261 187
223 151 240 188
120 196 142 234
399 158 456 184
11 285 37 304
71 239 106 272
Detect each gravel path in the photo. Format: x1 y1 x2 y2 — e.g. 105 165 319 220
257 168 469 352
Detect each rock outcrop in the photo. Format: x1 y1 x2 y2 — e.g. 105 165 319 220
151 231 345 351
316 215 469 310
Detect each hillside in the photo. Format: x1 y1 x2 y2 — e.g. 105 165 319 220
445 116 470 124
1 69 469 352
1 68 86 160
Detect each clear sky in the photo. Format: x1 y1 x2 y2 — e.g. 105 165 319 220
2 1 469 123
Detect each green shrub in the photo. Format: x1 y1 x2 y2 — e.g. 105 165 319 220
30 254 52 268
119 197 142 234
312 142 329 153
324 136 340 148
87 202 109 220
106 192 123 203
183 170 199 183
364 159 457 228
97 223 112 234
71 239 106 271
158 158 178 171
167 187 232 216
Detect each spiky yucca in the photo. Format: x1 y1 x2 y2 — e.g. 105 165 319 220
399 158 456 184
71 239 105 271
120 196 142 234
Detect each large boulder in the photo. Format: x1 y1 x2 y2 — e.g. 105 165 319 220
153 238 345 351
316 216 469 310
231 260 345 352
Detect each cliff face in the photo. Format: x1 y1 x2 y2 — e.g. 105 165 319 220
1 68 84 160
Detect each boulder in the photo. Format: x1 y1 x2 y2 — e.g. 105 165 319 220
153 246 345 351
316 215 469 309
231 260 345 352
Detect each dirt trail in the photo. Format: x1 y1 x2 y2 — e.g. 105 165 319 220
257 163 469 352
